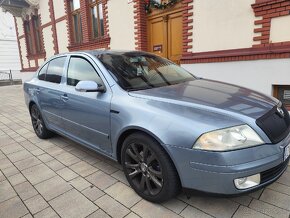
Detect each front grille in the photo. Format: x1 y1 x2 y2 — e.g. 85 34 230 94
260 158 289 183
256 104 290 144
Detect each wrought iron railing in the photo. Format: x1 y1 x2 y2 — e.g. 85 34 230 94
0 70 13 81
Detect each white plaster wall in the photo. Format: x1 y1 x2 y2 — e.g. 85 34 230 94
0 10 21 70
182 59 290 96
21 72 35 82
107 0 135 50
53 0 66 19
0 11 16 40
19 38 29 68
56 20 69 53
29 60 35 67
42 26 55 58
15 17 24 36
0 40 21 70
192 0 256 52
39 0 51 25
270 15 290 43
38 58 45 66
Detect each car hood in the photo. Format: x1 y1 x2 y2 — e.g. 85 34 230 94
128 79 279 119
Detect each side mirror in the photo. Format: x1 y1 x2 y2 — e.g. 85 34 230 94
75 81 105 93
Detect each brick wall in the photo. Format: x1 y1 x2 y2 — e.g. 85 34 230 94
182 0 193 56
252 0 290 47
133 0 147 51
48 0 59 55
181 0 290 64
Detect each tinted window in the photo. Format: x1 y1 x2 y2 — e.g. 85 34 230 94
46 57 66 84
67 57 103 86
38 63 48 81
97 52 195 91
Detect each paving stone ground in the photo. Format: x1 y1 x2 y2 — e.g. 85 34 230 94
0 85 290 218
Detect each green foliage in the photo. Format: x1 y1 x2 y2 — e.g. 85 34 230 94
145 0 180 14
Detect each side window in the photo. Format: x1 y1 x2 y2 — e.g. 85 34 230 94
38 63 48 81
67 57 103 86
46 57 66 84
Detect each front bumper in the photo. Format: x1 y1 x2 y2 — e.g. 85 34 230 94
164 132 290 195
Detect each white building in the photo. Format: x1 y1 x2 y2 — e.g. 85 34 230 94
0 9 21 72
1 0 289 108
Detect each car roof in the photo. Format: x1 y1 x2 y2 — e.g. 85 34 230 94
54 50 151 58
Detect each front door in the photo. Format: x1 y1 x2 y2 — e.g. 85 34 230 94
61 56 112 153
147 5 183 64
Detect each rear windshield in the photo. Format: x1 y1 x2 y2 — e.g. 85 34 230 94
97 52 195 91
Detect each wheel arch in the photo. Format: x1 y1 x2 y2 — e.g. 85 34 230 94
28 100 49 129
116 127 182 191
28 100 37 113
116 127 164 164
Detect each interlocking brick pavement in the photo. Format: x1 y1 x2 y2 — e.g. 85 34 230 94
0 85 289 218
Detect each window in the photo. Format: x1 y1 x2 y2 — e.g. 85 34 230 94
90 0 104 38
38 63 48 81
24 15 44 55
46 57 66 84
32 16 43 53
24 21 33 55
70 0 82 43
67 57 103 86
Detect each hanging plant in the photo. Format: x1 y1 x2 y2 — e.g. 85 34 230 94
145 0 180 14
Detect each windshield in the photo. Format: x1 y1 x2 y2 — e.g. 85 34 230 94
97 52 195 91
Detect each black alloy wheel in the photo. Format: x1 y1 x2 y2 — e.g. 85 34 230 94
125 142 164 196
30 104 53 139
121 133 180 202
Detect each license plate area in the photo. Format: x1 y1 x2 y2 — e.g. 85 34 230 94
284 144 290 161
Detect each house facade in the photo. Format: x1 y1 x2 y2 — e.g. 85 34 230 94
1 0 290 108
0 9 21 71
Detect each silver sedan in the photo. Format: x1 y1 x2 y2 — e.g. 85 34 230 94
24 50 290 202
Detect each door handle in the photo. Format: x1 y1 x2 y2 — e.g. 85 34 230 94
35 88 40 94
60 94 69 102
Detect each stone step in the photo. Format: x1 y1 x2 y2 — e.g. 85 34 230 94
0 80 22 87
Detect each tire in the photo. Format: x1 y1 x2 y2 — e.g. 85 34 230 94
30 104 54 139
121 132 181 202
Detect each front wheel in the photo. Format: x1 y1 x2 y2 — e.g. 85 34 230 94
30 104 54 139
121 133 181 202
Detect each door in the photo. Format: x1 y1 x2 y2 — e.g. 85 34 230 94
61 56 111 152
37 56 67 130
147 16 167 58
167 11 183 64
147 8 183 64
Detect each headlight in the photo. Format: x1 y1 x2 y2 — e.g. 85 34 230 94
193 125 264 151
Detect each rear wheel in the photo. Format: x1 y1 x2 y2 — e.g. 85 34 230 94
30 104 54 139
121 133 180 202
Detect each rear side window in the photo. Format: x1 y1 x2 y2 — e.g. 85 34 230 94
46 57 66 84
38 63 48 81
67 57 103 86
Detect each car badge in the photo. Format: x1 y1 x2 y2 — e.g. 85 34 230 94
277 106 284 118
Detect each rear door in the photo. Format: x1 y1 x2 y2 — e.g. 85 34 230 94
61 55 112 153
37 56 67 131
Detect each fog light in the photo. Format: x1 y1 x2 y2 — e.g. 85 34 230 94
234 174 260 190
